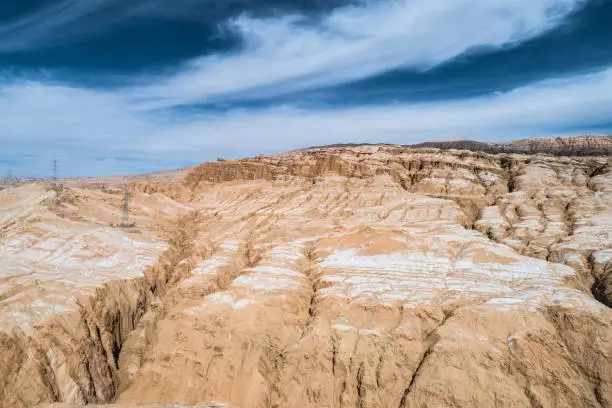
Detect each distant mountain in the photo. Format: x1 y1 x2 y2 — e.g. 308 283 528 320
410 135 612 156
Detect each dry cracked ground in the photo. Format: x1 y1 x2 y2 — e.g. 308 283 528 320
1 145 611 408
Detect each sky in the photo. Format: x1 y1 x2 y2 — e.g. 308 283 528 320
0 0 611 177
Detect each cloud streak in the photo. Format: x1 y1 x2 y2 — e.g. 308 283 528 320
2 66 611 176
132 0 587 106
0 0 128 51
141 67 612 153
0 0 356 52
1 0 587 96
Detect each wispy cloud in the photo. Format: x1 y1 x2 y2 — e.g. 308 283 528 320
138 67 612 153
0 0 124 51
2 66 611 176
132 0 588 106
0 0 356 52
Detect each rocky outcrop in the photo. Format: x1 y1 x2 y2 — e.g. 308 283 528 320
184 146 504 198
1 145 611 408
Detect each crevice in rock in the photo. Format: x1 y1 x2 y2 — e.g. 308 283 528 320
500 157 518 193
356 362 366 408
591 278 612 308
115 212 230 396
543 307 608 408
331 337 339 377
524 387 545 408
397 346 433 408
144 210 205 295
338 331 362 407
586 161 610 192
397 309 454 408
562 199 576 237
264 241 322 408
588 253 612 308
295 241 321 340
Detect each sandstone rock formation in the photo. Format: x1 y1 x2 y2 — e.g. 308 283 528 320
1 143 611 408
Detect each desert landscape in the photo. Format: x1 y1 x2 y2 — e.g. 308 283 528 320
1 136 611 408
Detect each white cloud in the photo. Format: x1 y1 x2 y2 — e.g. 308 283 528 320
139 67 612 153
2 67 611 177
132 0 587 106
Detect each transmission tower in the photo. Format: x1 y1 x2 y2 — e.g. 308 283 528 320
123 188 130 224
52 160 58 181
121 187 134 227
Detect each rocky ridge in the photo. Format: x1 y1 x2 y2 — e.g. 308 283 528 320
0 144 610 408
411 135 612 156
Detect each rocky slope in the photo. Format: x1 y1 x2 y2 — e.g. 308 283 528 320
1 145 611 408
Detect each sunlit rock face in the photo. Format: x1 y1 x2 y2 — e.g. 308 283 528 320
2 144 611 408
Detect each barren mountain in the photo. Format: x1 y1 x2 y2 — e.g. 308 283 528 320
1 144 611 408
410 135 612 156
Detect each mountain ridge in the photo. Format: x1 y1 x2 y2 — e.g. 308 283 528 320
304 135 612 157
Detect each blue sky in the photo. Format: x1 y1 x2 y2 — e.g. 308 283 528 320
0 0 611 177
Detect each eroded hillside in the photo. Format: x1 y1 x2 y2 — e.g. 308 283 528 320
1 145 611 408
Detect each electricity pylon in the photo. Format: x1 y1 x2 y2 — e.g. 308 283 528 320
120 186 135 228
123 187 130 225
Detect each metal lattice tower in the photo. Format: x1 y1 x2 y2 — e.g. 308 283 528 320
52 160 58 181
122 187 130 225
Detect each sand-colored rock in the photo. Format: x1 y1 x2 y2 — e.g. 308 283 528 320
1 144 611 408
